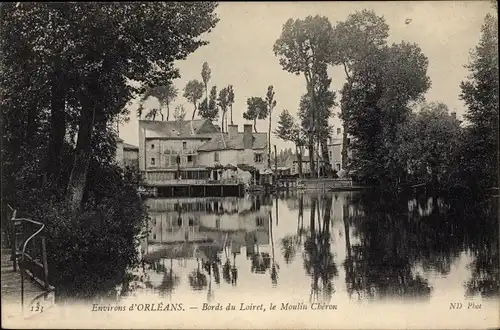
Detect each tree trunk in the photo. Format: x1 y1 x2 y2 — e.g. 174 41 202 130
308 144 314 178
268 117 271 169
320 137 330 177
230 105 233 125
191 103 197 120
340 71 352 171
166 101 170 121
307 84 316 178
295 144 303 179
66 85 96 213
253 119 257 133
341 129 348 169
48 58 67 185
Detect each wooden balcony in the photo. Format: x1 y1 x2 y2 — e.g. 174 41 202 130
143 170 210 186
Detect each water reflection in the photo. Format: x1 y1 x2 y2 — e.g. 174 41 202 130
119 191 498 304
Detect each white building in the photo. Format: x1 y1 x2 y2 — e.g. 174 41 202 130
138 119 267 184
327 125 352 172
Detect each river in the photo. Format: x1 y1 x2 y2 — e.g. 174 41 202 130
118 190 499 305
27 190 499 328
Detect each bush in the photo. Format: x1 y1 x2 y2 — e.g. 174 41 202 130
32 163 148 299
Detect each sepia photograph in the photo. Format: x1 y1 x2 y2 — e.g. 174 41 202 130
1 1 499 329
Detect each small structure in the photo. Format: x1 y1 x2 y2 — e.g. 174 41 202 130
116 138 139 169
275 166 291 176
260 168 274 192
327 123 353 172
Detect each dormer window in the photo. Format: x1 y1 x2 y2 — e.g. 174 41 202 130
337 128 341 135
182 141 187 150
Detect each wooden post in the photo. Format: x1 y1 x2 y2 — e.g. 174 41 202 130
274 145 278 172
41 236 49 290
10 208 18 272
11 222 17 272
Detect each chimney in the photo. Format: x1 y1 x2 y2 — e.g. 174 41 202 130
243 124 253 149
228 124 238 139
451 112 457 119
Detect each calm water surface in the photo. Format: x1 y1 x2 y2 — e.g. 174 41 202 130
119 191 499 306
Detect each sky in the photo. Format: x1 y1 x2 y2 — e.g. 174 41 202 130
119 1 494 149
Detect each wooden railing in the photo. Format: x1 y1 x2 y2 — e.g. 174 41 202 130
7 205 54 312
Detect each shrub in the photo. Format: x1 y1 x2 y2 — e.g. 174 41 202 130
33 163 148 299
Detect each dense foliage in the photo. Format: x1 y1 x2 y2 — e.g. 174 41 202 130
1 2 219 297
273 9 498 190
459 13 499 190
199 85 219 122
274 15 336 177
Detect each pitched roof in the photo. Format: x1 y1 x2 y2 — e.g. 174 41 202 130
139 119 219 138
123 142 138 150
198 132 267 152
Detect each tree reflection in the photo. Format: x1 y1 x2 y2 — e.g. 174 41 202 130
280 194 304 264
280 235 300 264
269 211 279 286
188 259 207 291
302 194 338 303
343 191 432 300
460 196 499 297
158 259 180 298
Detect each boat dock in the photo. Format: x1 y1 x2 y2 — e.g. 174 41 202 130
144 181 245 198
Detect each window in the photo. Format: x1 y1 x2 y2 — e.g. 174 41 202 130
151 158 156 165
187 155 193 162
337 128 341 135
214 152 219 162
336 164 341 171
182 141 187 150
347 138 351 146
254 153 263 163
329 151 332 159
151 144 155 149
256 217 264 227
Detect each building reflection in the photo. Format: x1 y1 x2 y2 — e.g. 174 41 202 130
120 190 498 303
137 195 273 299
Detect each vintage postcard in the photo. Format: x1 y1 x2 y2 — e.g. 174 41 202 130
1 1 499 329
